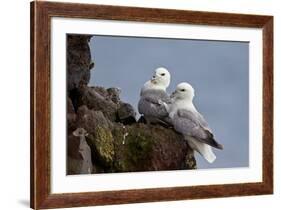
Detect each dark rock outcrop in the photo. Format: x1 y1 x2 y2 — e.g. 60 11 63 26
67 97 77 132
67 34 93 91
66 35 196 174
71 85 119 121
112 123 195 172
116 103 137 125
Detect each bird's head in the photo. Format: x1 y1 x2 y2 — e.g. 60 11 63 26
171 82 195 101
150 67 171 89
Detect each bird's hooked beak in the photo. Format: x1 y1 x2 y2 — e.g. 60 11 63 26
150 75 157 84
170 91 177 98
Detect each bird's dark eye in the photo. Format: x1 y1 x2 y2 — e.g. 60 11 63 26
161 73 165 76
181 89 185 91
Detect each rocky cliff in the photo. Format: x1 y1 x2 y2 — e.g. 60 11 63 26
66 34 196 174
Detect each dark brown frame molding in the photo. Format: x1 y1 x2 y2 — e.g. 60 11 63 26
30 1 273 209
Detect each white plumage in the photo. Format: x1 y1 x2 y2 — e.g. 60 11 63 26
138 67 172 124
163 82 223 163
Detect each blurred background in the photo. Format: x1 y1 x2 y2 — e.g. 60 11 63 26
89 35 249 169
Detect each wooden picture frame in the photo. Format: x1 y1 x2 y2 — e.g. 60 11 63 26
31 1 273 209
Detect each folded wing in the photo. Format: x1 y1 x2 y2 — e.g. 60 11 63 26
173 109 223 150
138 89 171 119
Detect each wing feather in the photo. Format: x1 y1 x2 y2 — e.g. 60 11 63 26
173 109 223 149
138 89 170 119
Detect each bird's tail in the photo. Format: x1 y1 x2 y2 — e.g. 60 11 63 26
187 137 216 163
201 146 216 163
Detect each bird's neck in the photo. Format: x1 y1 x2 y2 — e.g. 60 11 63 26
168 99 196 118
146 81 167 91
140 81 166 96
153 85 166 91
175 98 196 111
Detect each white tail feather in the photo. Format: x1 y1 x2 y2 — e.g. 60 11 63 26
187 137 216 163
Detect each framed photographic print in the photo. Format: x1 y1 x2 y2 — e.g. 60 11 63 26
30 1 273 209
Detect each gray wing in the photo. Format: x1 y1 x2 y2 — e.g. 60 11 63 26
138 89 171 119
179 109 210 130
141 89 171 103
173 109 223 149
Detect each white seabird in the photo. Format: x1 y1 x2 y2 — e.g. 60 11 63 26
138 67 172 124
162 82 223 163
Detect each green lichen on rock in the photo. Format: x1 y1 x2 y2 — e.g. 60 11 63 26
109 123 196 173
114 125 154 172
125 129 153 164
94 126 115 165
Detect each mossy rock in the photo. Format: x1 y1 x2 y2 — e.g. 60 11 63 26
73 119 196 173
68 85 197 174
111 123 195 172
85 131 115 172
94 126 115 164
112 125 154 172
125 129 154 165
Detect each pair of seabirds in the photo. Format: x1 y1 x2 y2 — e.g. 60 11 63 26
138 67 223 163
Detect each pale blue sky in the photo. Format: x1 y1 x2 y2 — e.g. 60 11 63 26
89 35 249 169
